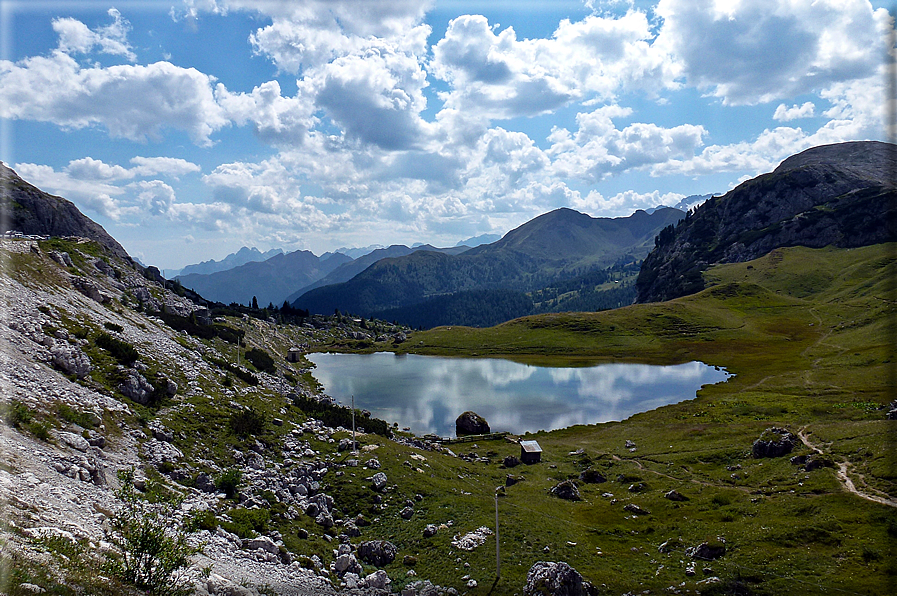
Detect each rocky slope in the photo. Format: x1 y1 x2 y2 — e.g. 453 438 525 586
0 237 441 596
636 141 897 303
1 163 130 260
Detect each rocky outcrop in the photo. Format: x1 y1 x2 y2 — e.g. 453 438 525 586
550 480 581 501
357 540 397 567
1 163 130 260
752 427 796 458
637 141 897 303
118 369 156 405
50 343 92 378
687 541 726 561
523 561 597 596
455 411 490 436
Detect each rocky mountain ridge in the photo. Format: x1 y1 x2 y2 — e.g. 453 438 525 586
177 247 285 277
636 141 897 303
1 163 130 260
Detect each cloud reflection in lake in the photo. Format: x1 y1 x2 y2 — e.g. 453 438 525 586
306 353 731 437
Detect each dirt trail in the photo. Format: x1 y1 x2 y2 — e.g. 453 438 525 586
798 427 897 508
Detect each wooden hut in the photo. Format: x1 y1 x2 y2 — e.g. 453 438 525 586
286 346 304 363
520 440 543 464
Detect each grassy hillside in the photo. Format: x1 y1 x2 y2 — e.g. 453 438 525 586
365 244 895 593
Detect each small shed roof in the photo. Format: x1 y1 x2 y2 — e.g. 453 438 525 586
288 346 303 352
520 440 542 453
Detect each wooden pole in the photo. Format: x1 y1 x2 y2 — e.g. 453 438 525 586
351 394 357 454
495 491 501 579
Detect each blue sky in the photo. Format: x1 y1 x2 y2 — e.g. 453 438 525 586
1 0 892 270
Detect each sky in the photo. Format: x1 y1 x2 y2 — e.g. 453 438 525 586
0 0 893 270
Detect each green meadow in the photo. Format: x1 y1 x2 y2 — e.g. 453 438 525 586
344 243 896 595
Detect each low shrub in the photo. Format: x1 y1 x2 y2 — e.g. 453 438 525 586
216 468 243 499
3 400 33 428
185 509 218 533
229 408 265 437
57 403 98 428
95 332 139 365
221 507 269 538
103 322 124 333
291 395 391 437
244 347 276 374
104 469 197 596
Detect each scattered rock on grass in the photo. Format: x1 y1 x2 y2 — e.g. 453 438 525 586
550 480 581 501
523 561 597 596
358 540 397 567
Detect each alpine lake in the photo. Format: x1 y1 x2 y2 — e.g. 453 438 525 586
306 352 732 438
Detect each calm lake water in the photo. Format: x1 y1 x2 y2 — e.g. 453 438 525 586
306 352 731 437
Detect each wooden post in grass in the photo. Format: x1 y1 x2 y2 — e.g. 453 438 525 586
495 491 501 579
351 394 357 454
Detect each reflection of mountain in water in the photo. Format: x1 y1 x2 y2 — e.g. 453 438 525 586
307 353 731 437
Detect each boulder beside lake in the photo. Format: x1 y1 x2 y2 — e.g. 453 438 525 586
456 411 490 436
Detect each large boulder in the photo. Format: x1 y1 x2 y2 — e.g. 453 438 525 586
357 540 397 567
686 541 726 561
752 427 797 458
118 369 156 405
523 561 597 596
550 480 581 501
456 411 490 437
50 343 92 378
370 471 388 492
579 468 606 484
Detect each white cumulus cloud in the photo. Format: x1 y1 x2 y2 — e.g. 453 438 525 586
53 8 136 61
654 0 890 105
773 102 816 121
0 53 229 145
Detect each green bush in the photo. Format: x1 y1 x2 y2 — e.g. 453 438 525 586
95 332 139 365
228 407 265 437
220 507 269 538
3 400 33 428
208 356 258 386
104 469 197 596
57 403 98 428
103 322 124 333
292 395 391 437
244 347 276 374
216 468 243 499
185 509 218 533
27 420 53 442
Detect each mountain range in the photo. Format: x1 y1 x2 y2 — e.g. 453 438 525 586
5 140 892 328
177 250 352 308
175 246 284 277
293 207 685 319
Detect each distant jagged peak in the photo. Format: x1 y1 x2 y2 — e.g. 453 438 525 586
177 245 284 276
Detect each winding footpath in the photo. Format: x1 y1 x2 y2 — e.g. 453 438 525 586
797 427 897 509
